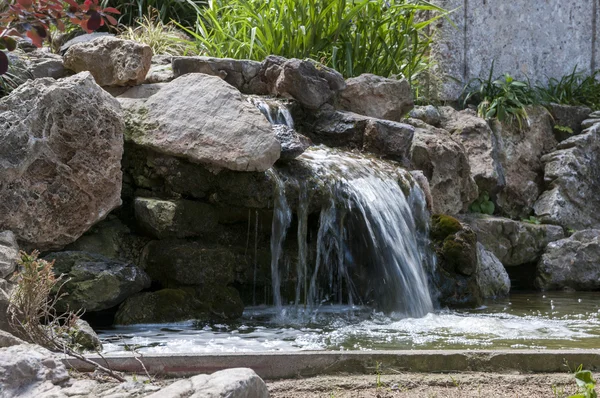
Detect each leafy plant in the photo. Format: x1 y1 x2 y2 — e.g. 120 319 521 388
469 191 495 215
0 0 119 74
462 62 537 129
521 216 541 225
100 0 205 27
554 125 574 135
538 67 600 110
569 365 597 398
118 8 195 56
178 0 449 85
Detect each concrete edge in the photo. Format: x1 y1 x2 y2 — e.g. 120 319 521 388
62 350 600 380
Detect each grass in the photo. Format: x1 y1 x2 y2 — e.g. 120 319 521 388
118 8 196 56
177 0 450 87
537 66 600 111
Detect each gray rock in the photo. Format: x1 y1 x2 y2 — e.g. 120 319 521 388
134 197 219 239
268 58 345 109
409 125 478 215
0 330 24 348
462 214 565 267
72 319 102 352
363 119 415 164
409 105 442 127
493 106 558 218
548 103 592 140
534 124 600 230
0 73 124 251
0 231 18 279
64 36 152 86
144 63 174 84
43 251 151 313
590 111 600 118
536 230 600 290
439 107 504 195
172 56 266 94
0 280 15 334
59 32 112 54
338 73 413 121
581 118 600 130
476 243 510 298
0 344 69 397
124 73 281 172
146 368 269 398
273 125 311 160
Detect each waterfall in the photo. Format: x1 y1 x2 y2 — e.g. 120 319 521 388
252 99 434 318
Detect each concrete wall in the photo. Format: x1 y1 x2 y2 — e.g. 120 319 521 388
431 0 599 100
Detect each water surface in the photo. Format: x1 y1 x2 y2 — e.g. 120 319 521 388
99 292 600 355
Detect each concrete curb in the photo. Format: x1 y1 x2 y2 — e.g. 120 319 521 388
63 350 600 379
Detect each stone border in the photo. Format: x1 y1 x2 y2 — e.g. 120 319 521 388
63 350 600 379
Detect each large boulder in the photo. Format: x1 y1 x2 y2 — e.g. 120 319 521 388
462 214 565 267
409 124 478 214
338 73 414 121
134 198 219 239
64 36 152 86
146 368 269 398
536 230 600 291
44 251 150 313
439 107 504 194
265 57 346 109
0 344 69 397
0 330 24 348
430 215 482 307
114 287 243 325
172 56 267 94
476 243 510 298
492 106 558 218
534 124 600 230
0 73 123 251
124 73 281 172
0 231 18 279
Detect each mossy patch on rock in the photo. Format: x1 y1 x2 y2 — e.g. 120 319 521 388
431 214 463 241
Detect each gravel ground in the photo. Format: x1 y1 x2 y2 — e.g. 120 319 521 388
267 372 585 397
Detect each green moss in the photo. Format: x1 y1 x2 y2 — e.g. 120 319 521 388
431 214 463 241
441 229 478 276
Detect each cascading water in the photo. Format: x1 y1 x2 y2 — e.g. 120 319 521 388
253 98 434 318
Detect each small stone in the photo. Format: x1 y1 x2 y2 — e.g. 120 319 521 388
0 231 18 279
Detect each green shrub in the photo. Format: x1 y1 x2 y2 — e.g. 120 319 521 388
469 191 495 215
461 62 537 129
178 0 448 85
537 66 600 110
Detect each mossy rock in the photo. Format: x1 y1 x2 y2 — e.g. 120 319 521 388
441 229 478 276
431 214 463 241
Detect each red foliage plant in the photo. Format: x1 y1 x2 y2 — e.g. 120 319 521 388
0 0 120 74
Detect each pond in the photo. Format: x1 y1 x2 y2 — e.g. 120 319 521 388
98 292 600 355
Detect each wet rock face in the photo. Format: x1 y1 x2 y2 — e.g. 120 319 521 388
430 215 482 307
123 73 281 172
43 251 151 313
0 73 124 251
536 230 600 291
409 124 478 215
64 36 152 86
462 214 565 267
338 73 414 122
534 124 600 230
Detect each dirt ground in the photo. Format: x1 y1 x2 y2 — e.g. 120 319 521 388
267 372 584 398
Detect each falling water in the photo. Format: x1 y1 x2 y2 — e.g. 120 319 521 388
253 98 434 318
